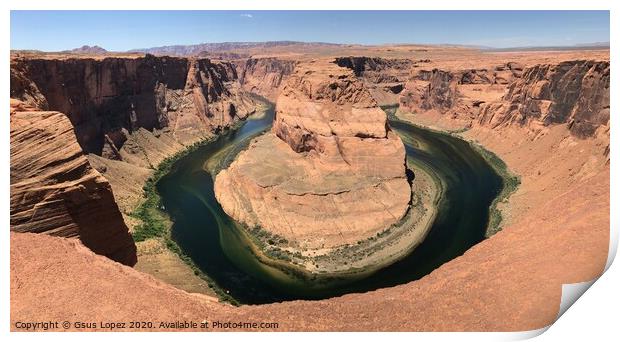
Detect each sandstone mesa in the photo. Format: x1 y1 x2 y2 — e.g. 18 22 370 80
215 61 411 250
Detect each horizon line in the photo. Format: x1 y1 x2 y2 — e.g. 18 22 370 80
11 40 612 53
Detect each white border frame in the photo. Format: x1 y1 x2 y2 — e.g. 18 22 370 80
2 1 617 341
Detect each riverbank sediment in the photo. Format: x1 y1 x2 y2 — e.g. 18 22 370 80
226 158 441 280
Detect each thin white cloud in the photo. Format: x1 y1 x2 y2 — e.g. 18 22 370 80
240 14 253 18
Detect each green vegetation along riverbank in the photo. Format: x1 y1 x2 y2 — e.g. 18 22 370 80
129 103 272 305
129 137 240 305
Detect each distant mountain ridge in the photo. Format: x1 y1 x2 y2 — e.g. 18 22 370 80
62 45 108 54
485 42 610 52
11 41 609 57
128 41 344 56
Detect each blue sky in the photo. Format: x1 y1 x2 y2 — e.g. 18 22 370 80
10 11 610 51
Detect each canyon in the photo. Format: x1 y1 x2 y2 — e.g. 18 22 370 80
206 59 465 279
10 54 261 293
10 45 610 331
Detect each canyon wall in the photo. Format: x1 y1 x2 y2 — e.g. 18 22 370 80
400 69 459 113
215 61 411 249
10 109 136 266
9 54 262 265
334 56 414 82
398 63 522 120
235 57 297 100
335 56 416 106
398 60 609 138
478 60 610 138
10 55 262 211
10 55 257 156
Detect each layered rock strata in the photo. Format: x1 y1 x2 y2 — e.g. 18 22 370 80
398 60 609 138
235 57 297 100
478 60 610 137
215 61 411 249
400 69 459 113
10 54 262 216
10 55 257 155
335 56 416 106
10 110 136 266
398 65 518 117
9 54 262 267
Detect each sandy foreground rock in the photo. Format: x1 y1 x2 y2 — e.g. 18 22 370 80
215 61 411 249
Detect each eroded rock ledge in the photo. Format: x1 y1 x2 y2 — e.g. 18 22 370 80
215 61 411 250
10 109 136 266
479 60 610 137
396 59 609 138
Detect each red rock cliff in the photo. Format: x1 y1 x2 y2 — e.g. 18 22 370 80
479 60 610 137
9 54 262 265
10 110 136 266
235 57 297 100
397 60 609 138
10 55 257 154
